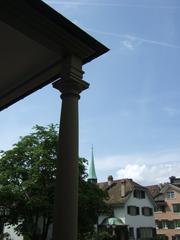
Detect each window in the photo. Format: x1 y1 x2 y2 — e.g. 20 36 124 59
162 220 168 229
167 191 175 199
155 205 166 212
156 234 168 240
168 220 175 229
127 206 139 216
174 220 180 229
164 220 174 229
173 204 180 213
133 190 145 199
136 227 154 239
129 227 134 239
156 220 166 229
156 220 174 229
142 207 153 216
156 220 160 229
172 235 180 240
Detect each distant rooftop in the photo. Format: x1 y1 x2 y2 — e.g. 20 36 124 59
147 176 180 199
169 176 180 187
99 176 149 206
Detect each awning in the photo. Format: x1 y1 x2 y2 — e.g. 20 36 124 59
101 217 125 226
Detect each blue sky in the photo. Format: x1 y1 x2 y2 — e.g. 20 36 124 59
1 0 180 185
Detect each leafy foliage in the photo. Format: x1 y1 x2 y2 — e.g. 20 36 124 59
78 159 108 239
0 124 58 240
0 125 108 240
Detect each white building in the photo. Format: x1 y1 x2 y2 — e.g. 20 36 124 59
98 176 156 240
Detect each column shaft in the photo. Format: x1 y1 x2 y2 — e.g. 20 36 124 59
53 93 79 240
52 55 89 240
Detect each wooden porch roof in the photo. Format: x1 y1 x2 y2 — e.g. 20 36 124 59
0 0 108 111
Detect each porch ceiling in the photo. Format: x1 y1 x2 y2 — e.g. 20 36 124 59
0 0 109 111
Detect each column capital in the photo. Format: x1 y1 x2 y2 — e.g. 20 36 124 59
53 78 89 96
53 55 89 96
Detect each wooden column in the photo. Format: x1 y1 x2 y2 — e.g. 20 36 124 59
52 55 89 240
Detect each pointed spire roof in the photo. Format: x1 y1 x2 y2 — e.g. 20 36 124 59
88 145 97 182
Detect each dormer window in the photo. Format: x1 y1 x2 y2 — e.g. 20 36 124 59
167 191 175 199
133 190 145 199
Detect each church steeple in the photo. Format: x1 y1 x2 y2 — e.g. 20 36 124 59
88 145 97 183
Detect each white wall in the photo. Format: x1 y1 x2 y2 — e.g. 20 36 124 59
124 192 155 238
114 206 125 223
98 190 156 239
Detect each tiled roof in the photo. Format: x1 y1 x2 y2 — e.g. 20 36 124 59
98 178 147 206
146 185 161 198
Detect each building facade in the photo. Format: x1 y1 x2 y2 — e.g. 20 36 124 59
148 177 180 240
98 177 156 240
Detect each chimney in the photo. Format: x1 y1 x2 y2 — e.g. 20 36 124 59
108 175 113 186
169 176 176 184
121 180 126 197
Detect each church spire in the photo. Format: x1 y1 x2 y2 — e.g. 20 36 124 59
88 145 97 183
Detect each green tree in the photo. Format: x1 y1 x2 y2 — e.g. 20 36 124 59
0 124 58 240
0 125 108 240
78 158 108 239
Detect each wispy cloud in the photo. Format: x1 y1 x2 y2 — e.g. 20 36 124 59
43 1 180 50
45 1 180 10
121 40 135 51
116 163 180 185
130 35 180 49
163 106 179 117
97 149 180 170
96 149 180 184
85 28 180 50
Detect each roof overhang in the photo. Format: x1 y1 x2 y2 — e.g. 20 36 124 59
161 183 180 193
0 0 109 111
